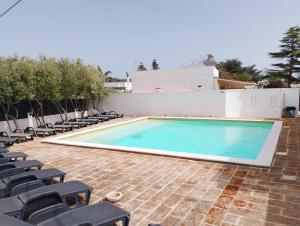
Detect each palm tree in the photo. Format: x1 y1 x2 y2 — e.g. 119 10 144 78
104 71 113 82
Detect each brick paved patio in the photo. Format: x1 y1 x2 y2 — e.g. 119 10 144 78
9 117 300 226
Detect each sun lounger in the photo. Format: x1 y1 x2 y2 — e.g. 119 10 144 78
0 202 130 226
98 108 124 118
70 118 98 125
91 109 118 119
0 152 28 164
0 136 20 145
56 120 88 128
0 181 92 219
41 123 73 133
0 160 43 179
94 112 117 119
24 127 56 137
87 115 110 121
105 111 124 118
37 202 130 226
83 116 105 122
0 168 66 198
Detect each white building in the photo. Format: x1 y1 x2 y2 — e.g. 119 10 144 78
104 81 132 92
130 66 219 93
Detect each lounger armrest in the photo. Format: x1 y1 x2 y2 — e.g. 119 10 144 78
28 203 70 224
10 180 45 197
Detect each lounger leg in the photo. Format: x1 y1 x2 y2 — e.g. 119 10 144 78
122 216 130 226
60 174 65 182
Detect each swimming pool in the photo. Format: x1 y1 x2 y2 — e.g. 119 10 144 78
45 117 282 167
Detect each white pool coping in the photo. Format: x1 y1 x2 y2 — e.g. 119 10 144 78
43 117 283 167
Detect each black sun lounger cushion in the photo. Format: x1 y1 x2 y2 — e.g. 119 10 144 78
0 181 92 218
0 152 27 164
0 168 66 198
38 202 130 226
0 160 43 179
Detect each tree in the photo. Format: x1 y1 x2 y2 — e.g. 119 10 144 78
104 71 115 82
0 55 108 129
151 59 160 70
268 26 300 84
0 56 35 130
189 54 217 67
137 62 147 71
217 59 262 82
218 59 243 73
263 80 287 88
31 56 62 125
202 54 217 66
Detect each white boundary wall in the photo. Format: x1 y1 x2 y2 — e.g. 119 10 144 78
99 88 299 119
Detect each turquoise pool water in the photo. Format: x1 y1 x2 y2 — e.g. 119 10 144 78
63 119 273 159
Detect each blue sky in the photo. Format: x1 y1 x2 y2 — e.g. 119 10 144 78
1 0 300 78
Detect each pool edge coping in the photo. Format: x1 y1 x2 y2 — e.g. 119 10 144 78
43 116 283 167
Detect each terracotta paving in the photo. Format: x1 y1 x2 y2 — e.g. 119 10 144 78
8 117 300 226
